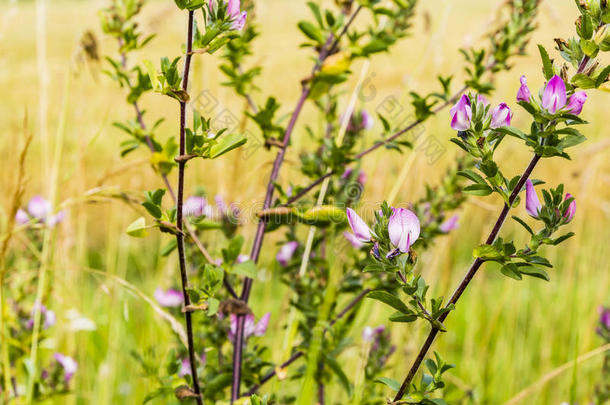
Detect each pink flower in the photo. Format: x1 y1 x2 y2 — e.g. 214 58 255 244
525 179 542 218
477 94 490 108
516 75 532 102
490 103 512 128
343 231 365 248
154 288 183 308
346 208 372 242
209 0 247 30
228 313 270 342
276 241 298 266
542 75 567 114
54 353 78 383
565 91 587 115
450 95 472 131
563 193 576 223
439 215 459 233
183 196 207 217
388 208 420 253
178 353 206 378
15 209 29 225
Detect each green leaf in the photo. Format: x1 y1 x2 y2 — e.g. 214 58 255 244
231 260 258 279
457 170 487 185
374 377 401 392
473 244 503 260
367 290 411 314
126 217 149 237
209 133 247 158
389 312 417 323
463 184 493 196
538 45 554 80
512 216 534 235
595 65 610 88
520 267 550 281
494 126 528 141
142 201 162 219
501 263 522 280
207 297 220 316
297 21 325 44
571 73 596 89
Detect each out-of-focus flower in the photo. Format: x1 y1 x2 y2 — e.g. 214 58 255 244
346 110 374 132
450 95 472 131
346 208 372 243
154 288 183 308
439 215 459 233
183 196 207 218
542 75 567 114
490 103 512 128
563 193 576 223
362 325 385 342
516 75 532 102
343 231 365 248
525 179 542 218
566 91 587 115
388 208 420 253
237 254 249 263
276 241 298 266
27 303 56 330
54 353 78 383
341 168 367 185
228 313 270 342
477 94 490 108
228 0 247 30
16 196 64 227
178 353 206 378
599 306 610 330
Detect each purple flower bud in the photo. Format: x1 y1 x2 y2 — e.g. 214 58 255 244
599 306 610 330
54 353 78 383
361 110 374 130
439 215 459 233
154 288 183 307
450 95 472 131
28 196 52 220
179 353 206 378
490 103 512 128
27 303 55 330
388 208 420 253
276 241 298 266
215 195 227 216
226 0 246 30
516 75 532 102
15 209 29 225
566 91 587 115
542 75 567 114
346 208 372 242
525 179 542 218
183 196 207 217
343 231 365 248
229 313 270 342
563 193 576 223
236 254 249 263
362 326 375 342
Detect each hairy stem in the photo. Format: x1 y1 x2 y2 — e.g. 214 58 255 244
393 153 541 401
175 11 203 404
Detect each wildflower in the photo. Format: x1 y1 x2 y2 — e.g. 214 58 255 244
341 168 367 185
525 179 542 218
516 75 532 102
54 353 78 383
236 254 250 263
388 208 420 253
16 196 64 227
183 196 207 217
362 325 385 343
343 231 365 248
276 241 298 266
477 94 490 107
563 193 576 223
228 313 270 342
439 215 459 233
210 0 247 30
490 103 512 128
541 75 567 114
450 95 472 131
178 353 206 378
599 306 610 330
346 208 372 242
565 91 587 115
154 288 183 308
26 303 56 330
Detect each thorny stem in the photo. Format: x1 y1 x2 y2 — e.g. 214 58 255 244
393 55 591 401
175 11 203 404
117 33 237 299
392 153 541 401
231 7 363 401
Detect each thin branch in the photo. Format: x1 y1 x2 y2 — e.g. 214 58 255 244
392 153 541 401
231 8 363 401
175 11 203 404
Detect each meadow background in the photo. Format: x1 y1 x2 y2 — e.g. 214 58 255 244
0 0 609 403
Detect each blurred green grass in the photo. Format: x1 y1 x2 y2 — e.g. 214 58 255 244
0 0 609 403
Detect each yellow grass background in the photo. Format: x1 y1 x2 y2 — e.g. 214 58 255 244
0 0 609 403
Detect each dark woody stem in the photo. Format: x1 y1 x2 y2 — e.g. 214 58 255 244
117 31 237 299
230 7 363 401
392 153 541 401
175 11 203 404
